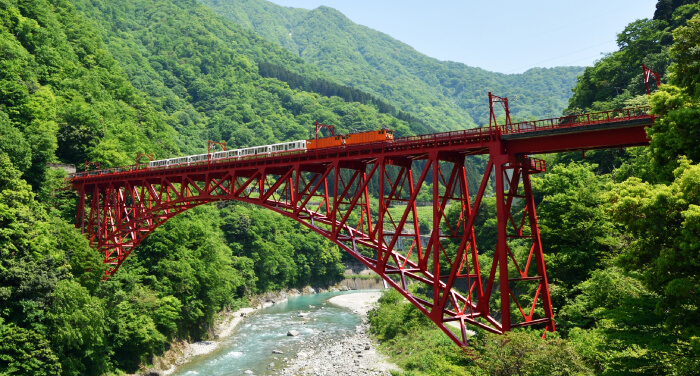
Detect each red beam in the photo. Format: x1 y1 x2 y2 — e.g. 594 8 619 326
504 123 650 155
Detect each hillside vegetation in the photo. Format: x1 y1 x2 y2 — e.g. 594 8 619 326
367 2 700 375
199 0 584 129
0 0 384 372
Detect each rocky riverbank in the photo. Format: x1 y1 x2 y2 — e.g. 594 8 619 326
138 286 369 376
140 289 303 375
277 292 401 376
142 306 258 375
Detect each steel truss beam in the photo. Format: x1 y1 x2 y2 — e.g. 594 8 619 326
71 107 655 348
75 151 554 347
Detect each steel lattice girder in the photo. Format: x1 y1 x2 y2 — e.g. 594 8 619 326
71 111 656 347
75 150 557 348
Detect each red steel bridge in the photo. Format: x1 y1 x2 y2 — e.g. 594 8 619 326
68 103 654 348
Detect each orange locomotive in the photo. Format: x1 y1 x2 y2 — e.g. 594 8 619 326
306 127 393 151
345 128 394 145
306 134 345 150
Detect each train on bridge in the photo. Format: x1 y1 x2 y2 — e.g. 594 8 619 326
147 128 394 169
68 104 655 347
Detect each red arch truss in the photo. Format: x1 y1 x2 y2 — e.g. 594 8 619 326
70 107 654 347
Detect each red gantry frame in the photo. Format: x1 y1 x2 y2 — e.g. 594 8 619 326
69 105 655 348
643 64 661 95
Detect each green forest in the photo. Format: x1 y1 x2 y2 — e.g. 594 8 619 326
0 0 698 374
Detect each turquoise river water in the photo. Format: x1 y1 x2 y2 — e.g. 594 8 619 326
171 291 366 376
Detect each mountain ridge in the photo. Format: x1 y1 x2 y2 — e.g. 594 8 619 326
199 0 584 128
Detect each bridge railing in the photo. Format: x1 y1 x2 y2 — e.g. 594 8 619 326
502 106 652 134
69 164 142 179
392 126 494 147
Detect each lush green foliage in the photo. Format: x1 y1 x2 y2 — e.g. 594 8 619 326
220 203 344 291
0 0 179 180
368 289 474 375
368 290 593 376
0 0 351 373
532 163 618 295
369 3 700 376
566 1 700 112
0 323 62 376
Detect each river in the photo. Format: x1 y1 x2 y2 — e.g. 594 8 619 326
170 291 369 376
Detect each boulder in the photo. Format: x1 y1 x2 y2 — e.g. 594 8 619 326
287 330 300 336
302 286 316 294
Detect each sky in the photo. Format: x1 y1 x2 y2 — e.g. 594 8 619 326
265 0 659 74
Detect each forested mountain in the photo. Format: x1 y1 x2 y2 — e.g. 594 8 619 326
67 0 436 158
198 0 584 129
